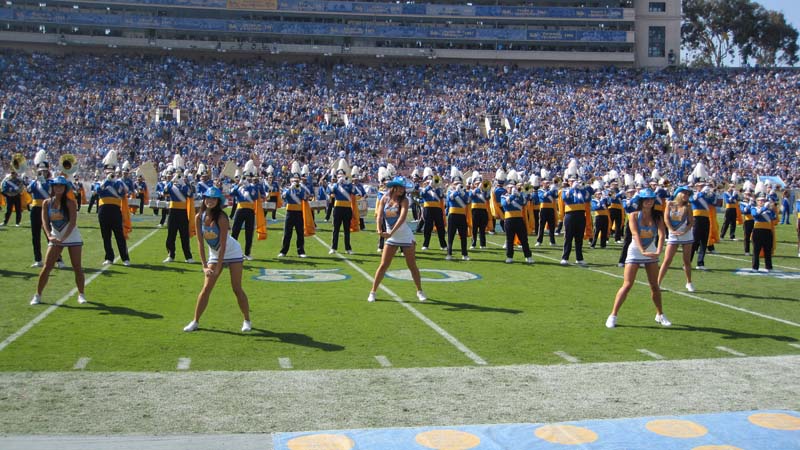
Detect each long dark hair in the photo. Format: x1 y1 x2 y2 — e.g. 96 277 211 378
51 184 69 215
637 198 663 223
200 198 225 225
389 185 407 203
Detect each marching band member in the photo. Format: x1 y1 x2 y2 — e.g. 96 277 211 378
265 166 281 221
410 168 422 223
657 185 695 292
27 150 51 267
329 158 356 254
560 164 593 266
135 174 148 217
751 193 776 272
30 176 87 306
120 161 138 214
536 169 558 247
1 169 23 227
689 179 716 271
590 186 610 249
740 187 755 256
183 186 251 333
617 184 640 267
528 175 541 237
230 160 264 260
420 167 447 251
375 166 390 253
73 175 85 211
368 176 426 303
780 190 791 225
489 168 507 235
352 166 367 231
155 169 169 226
86 175 100 213
229 170 241 219
163 155 196 264
500 175 533 264
445 168 470 261
278 164 307 258
195 163 213 203
97 150 131 266
469 171 489 249
606 188 669 329
720 183 740 240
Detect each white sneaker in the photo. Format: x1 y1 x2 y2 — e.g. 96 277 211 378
655 313 672 327
470 245 476 249
122 260 131 267
502 243 507 249
617 263 625 267
416 290 427 302
445 255 453 261
183 321 199 332
277 253 285 258
367 292 376 303
241 320 251 332
615 240 622 244
462 255 470 261
163 257 174 263
759 268 769 273
157 223 163 228
549 242 557 247
102 259 113 265
535 242 541 247
328 249 336 254
745 252 752 256
77 293 87 304
299 254 307 258
421 246 428 251
243 255 253 261
31 261 42 268
525 257 534 264
346 250 353 255
797 252 800 258
685 282 695 292
505 258 514 264
696 265 707 271
576 260 587 266
185 258 195 264
560 259 569 266
15 224 20 227
605 315 617 328
56 261 65 269
30 294 41 305
377 248 382 253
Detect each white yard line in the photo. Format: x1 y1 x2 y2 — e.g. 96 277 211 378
0 228 161 353
708 252 800 271
278 357 293 369
486 239 800 328
788 343 800 350
637 349 665 360
313 235 488 366
375 355 392 368
716 346 747 357
553 351 579 363
72 357 91 370
177 358 191 370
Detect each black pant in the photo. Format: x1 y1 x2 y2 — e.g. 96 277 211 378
504 217 531 258
743 219 754 253
422 207 447 249
531 208 539 239
618 223 633 264
75 192 82 211
166 208 193 259
331 206 353 251
691 216 710 267
562 211 586 261
592 214 609 248
720 208 737 239
269 194 279 220
280 210 305 255
324 199 334 221
415 205 426 233
231 207 255 256
751 228 773 270
610 208 623 241
447 214 468 256
98 204 129 262
537 208 556 244
30 206 44 262
3 194 21 225
137 194 146 216
87 193 99 213
471 208 488 247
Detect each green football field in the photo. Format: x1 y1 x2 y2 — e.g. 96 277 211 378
0 209 798 372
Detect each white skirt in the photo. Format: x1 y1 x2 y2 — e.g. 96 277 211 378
48 227 82 247
386 222 415 247
666 224 694 245
208 235 244 264
625 241 658 265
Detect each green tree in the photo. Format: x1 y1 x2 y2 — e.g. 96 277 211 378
741 7 799 66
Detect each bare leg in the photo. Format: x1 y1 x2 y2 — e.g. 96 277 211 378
657 244 677 286
228 262 250 321
645 262 663 314
370 245 398 293
67 246 85 295
36 245 64 296
402 244 423 291
193 264 220 322
610 263 638 316
681 243 693 284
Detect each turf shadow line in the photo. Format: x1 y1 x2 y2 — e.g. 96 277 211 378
311 234 488 366
0 227 162 353
201 327 345 352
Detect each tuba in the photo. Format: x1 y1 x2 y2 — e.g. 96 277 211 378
60 154 78 176
432 175 442 187
11 153 27 174
522 183 534 194
481 180 491 192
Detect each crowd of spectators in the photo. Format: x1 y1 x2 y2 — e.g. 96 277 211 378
1 51 798 188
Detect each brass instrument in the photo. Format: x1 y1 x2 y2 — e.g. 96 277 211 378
432 175 442 187
11 153 27 174
221 160 239 180
481 180 491 192
552 176 562 185
662 179 671 187
59 154 78 176
522 183 534 194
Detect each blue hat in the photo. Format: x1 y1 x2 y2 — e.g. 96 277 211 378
386 176 413 189
638 188 656 199
203 187 226 206
50 176 70 188
672 185 690 200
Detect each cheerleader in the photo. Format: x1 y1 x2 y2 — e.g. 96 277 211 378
606 188 669 328
657 186 695 292
183 187 251 333
30 176 87 306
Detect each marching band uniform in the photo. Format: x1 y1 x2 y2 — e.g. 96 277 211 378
740 191 755 255
528 185 540 238
266 175 281 221
164 175 194 263
97 152 130 265
155 175 168 226
608 186 625 243
536 181 558 246
1 171 23 226
690 184 717 269
87 178 100 213
446 181 470 260
720 187 740 240
27 165 51 266
231 175 263 260
618 189 640 266
352 175 367 231
751 194 776 271
470 179 489 249
500 186 533 263
135 176 148 216
330 173 356 254
278 174 307 258
561 181 593 264
421 178 447 250
590 191 610 248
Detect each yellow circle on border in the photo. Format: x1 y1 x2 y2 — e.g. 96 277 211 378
534 424 599 445
748 412 800 430
692 446 743 450
415 429 481 450
646 419 708 438
287 433 354 450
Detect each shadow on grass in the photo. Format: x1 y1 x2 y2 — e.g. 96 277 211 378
203 327 345 351
620 324 798 342
422 298 523 314
0 269 39 280
706 290 799 302
59 301 163 319
128 263 193 274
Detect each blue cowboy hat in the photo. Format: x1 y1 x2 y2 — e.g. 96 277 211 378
672 185 691 200
638 188 657 199
202 186 227 206
386 176 413 189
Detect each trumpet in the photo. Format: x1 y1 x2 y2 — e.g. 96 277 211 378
432 175 442 187
60 154 78 176
481 180 491 192
11 153 27 174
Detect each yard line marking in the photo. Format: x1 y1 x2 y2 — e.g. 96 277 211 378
708 252 800 271
716 346 746 357
177 357 191 370
637 349 665 360
789 343 800 350
0 228 161 353
375 355 392 368
486 239 800 328
278 357 293 369
73 357 91 370
313 235 487 366
554 351 579 363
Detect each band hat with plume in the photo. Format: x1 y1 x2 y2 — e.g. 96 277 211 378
290 161 301 179
378 166 389 182
243 159 257 177
34 149 49 169
386 163 397 178
196 163 207 176
422 167 434 180
471 170 482 182
172 153 186 171
495 168 507 183
350 165 360 179
102 149 118 171
506 169 520 183
411 168 420 179
302 164 310 176
122 160 132 172
691 161 708 183
335 158 350 176
266 165 274 174
650 168 660 183
540 168 551 180
529 174 540 188
450 166 463 183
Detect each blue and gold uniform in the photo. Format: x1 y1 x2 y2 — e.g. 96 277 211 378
1 172 24 226
278 179 307 257
231 179 263 258
164 179 194 262
27 176 51 264
537 183 558 245
690 186 717 269
740 194 755 255
470 182 489 248
330 178 355 253
446 184 471 259
500 188 532 263
591 192 610 248
561 183 594 263
97 175 130 263
750 196 777 271
720 189 740 240
421 182 447 250
608 188 625 242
